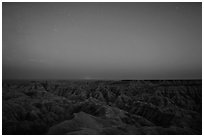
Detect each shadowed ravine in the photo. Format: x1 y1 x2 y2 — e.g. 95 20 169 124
2 80 202 135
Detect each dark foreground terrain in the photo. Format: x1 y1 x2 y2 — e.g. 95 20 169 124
2 80 202 135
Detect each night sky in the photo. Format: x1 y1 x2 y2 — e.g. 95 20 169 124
2 2 202 80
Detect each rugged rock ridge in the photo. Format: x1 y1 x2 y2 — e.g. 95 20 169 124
2 80 202 135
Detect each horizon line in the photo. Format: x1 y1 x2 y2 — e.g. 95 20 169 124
2 78 202 81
